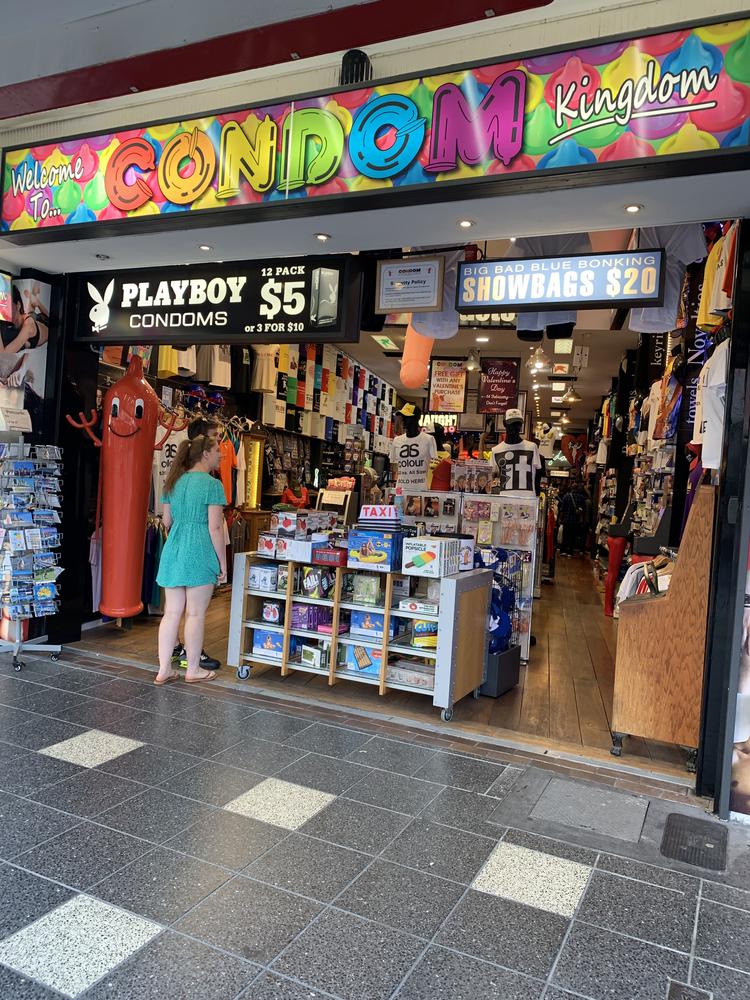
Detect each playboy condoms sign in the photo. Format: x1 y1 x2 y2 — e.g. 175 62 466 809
3 18 749 236
68 256 362 344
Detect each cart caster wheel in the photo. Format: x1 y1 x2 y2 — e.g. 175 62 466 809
473 688 482 700
237 666 250 680
441 708 453 722
51 653 60 662
13 661 24 672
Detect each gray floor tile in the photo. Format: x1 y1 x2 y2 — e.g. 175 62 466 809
275 752 371 795
504 829 599 866
344 769 443 816
26 669 104 694
158 760 265 806
80 929 259 1000
95 786 216 843
56 700 144 731
300 797 411 854
552 922 689 999
530 778 649 843
336 859 464 937
384 819 495 883
420 786 507 836
83 678 154 704
577 870 698 951
692 958 750 999
30 768 144 818
346 736 437 776
238 972 333 1000
97 744 200 784
17 689 88 718
0 752 83 797
175 877 322 964
397 946 545 1000
486 766 525 799
4 716 87 751
701 880 750 912
415 752 506 793
212 737 306 776
0 791 79 859
597 854 700 893
15 820 153 890
128 687 204 717
0 965 66 999
695 899 750 972
271 908 424 1000
436 889 568 977
92 846 231 923
245 833 370 902
0 863 75 937
0 678 39 705
171 697 258 727
286 723 371 758
232 710 312 743
0 739 30 767
164 810 286 870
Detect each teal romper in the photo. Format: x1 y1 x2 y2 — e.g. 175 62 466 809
156 472 226 589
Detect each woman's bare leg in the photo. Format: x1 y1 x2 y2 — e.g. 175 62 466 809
157 587 186 681
184 584 215 680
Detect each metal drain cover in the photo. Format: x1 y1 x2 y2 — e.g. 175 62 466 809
660 813 727 871
667 981 712 999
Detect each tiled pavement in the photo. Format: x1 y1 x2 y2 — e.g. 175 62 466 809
0 656 749 999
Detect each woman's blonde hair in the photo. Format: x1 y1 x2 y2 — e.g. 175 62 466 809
164 434 215 495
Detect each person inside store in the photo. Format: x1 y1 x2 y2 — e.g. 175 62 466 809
280 469 310 509
155 434 228 685
426 421 453 490
0 284 50 427
388 403 437 490
558 480 587 557
169 415 223 673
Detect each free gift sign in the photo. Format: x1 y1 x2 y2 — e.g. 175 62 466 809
2 18 750 234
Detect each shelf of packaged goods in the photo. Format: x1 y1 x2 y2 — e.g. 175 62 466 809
334 669 380 686
384 679 435 695
247 589 287 600
290 595 335 607
242 653 284 667
289 627 335 641
285 659 329 678
244 620 284 633
387 607 440 622
338 601 386 614
387 643 437 659
337 633 388 648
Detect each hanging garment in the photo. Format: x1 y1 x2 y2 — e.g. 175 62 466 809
653 359 682 441
127 345 153 369
231 346 254 393
89 534 102 613
176 347 197 377
697 236 726 332
629 225 707 333
506 233 592 332
251 345 279 393
157 346 179 378
699 338 730 470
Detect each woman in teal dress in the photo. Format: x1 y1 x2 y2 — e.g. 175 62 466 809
155 434 227 685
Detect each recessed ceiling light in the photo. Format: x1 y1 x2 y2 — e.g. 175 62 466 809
476 336 489 343
314 232 331 242
95 253 110 260
198 244 213 251
508 236 517 243
458 219 475 229
624 204 643 214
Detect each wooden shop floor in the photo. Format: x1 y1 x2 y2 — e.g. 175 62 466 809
74 556 690 781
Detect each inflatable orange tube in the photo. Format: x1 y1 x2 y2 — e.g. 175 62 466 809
400 320 434 389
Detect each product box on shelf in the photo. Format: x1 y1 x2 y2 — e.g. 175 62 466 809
262 600 283 624
412 619 439 649
338 643 383 677
277 564 301 593
300 565 335 600
401 537 460 578
257 533 277 558
249 563 278 592
398 597 439 615
270 510 310 538
387 659 435 690
350 609 398 640
391 575 411 600
291 602 332 630
426 579 442 603
301 643 329 670
312 546 348 568
352 574 381 606
458 536 475 571
276 536 329 563
347 529 403 573
252 628 284 660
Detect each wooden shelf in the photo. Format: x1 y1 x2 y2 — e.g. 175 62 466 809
389 643 437 659
290 595 335 607
245 620 284 633
247 589 287 599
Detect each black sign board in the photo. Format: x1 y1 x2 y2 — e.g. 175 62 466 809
68 255 362 345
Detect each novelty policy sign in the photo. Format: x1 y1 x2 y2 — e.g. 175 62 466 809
457 250 665 313
68 255 362 344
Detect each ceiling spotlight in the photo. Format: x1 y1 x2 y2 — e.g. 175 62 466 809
314 232 331 242
95 253 110 261
526 346 550 373
564 387 582 403
458 219 475 229
508 236 517 243
465 349 480 372
561 414 570 424
476 336 489 343
624 204 643 214
198 244 213 251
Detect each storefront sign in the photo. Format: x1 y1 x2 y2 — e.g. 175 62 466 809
458 312 516 328
428 359 467 414
3 17 749 236
68 255 362 344
457 250 665 312
0 273 11 323
375 256 444 313
478 358 519 414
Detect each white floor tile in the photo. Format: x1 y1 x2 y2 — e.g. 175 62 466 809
0 894 160 997
472 841 591 917
224 778 334 830
39 730 143 768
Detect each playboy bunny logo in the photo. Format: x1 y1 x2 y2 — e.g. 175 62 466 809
87 279 115 334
